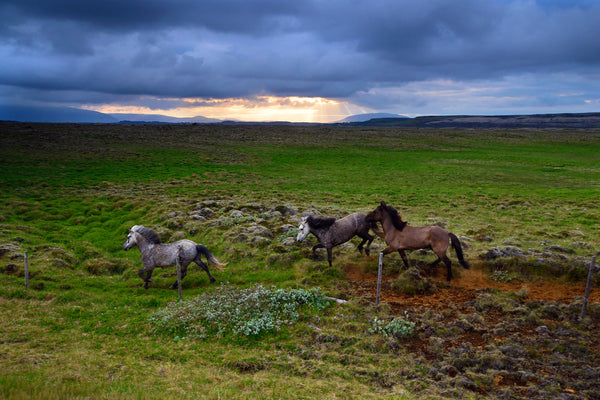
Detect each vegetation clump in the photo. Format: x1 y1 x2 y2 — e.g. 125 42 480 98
149 284 331 339
370 314 416 339
390 266 437 295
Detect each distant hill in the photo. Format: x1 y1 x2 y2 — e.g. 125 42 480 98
344 113 600 129
0 105 118 123
338 113 408 123
0 105 220 124
109 113 221 124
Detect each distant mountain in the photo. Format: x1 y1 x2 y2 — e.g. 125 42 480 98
346 113 600 129
338 113 408 123
0 104 118 123
109 113 221 123
0 104 221 124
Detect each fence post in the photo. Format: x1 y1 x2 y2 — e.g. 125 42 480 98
24 251 29 289
376 252 384 305
580 256 596 320
176 246 183 301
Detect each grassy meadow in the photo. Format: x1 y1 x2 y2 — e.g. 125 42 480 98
1 122 599 399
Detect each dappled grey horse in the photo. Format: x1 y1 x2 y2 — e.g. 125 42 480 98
123 225 224 289
296 213 378 267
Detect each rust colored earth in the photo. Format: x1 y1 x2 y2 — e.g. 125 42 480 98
343 264 599 312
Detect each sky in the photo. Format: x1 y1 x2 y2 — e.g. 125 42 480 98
1 0 600 123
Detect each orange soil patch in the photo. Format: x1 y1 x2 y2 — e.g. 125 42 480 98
343 264 600 311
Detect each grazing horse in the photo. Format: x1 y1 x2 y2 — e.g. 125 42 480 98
296 212 378 267
366 202 469 281
123 225 224 289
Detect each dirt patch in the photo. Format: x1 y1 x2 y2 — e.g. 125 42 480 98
343 264 599 310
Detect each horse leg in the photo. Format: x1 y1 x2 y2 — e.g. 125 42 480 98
357 237 367 254
428 258 441 275
364 234 374 256
398 250 410 269
138 268 154 289
197 260 216 284
326 247 333 268
357 233 374 256
312 244 325 259
442 257 453 281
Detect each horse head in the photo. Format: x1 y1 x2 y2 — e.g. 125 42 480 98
365 201 386 223
296 216 310 242
123 228 139 250
367 201 407 232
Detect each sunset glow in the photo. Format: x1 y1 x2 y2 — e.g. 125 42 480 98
83 96 364 123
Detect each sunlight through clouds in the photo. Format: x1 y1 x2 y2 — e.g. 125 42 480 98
84 96 364 123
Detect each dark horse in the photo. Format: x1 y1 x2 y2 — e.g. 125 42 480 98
366 202 469 281
123 225 225 289
296 212 379 267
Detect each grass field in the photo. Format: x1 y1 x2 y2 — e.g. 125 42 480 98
1 122 599 399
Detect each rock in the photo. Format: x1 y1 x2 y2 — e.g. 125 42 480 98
301 208 320 217
544 245 575 254
188 212 207 222
195 207 214 218
170 231 186 241
232 233 249 243
480 246 526 260
280 237 296 246
247 224 273 238
263 210 283 220
440 364 459 377
251 236 271 246
230 210 244 218
426 217 448 228
241 203 266 213
280 224 297 233
275 204 298 216
535 325 550 335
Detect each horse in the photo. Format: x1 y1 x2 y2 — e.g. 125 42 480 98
365 201 470 281
296 212 379 267
122 225 225 289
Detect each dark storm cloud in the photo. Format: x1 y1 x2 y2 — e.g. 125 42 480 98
1 0 599 114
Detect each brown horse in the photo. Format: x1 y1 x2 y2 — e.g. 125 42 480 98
365 201 469 281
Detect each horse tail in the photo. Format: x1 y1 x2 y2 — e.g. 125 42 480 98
196 244 226 271
449 233 470 269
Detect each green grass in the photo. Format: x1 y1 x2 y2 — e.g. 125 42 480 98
1 122 599 399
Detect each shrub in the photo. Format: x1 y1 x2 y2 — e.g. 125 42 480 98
149 284 330 339
370 314 416 339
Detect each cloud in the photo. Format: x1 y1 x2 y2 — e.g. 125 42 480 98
1 0 600 119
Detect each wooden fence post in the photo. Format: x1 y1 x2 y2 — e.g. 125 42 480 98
376 252 383 305
580 256 596 320
24 251 29 289
176 246 183 301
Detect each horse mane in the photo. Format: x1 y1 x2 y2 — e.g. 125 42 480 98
131 225 161 244
381 204 407 231
307 215 336 229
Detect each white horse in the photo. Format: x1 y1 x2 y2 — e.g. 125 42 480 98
123 225 224 289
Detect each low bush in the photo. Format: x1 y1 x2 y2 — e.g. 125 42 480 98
149 284 331 339
370 314 416 339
